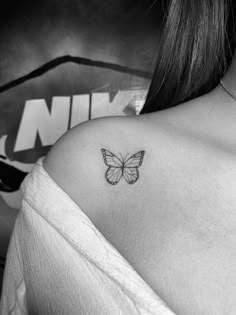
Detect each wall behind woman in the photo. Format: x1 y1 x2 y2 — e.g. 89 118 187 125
0 0 163 266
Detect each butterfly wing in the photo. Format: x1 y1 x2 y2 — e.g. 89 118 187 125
101 149 123 185
124 151 145 168
105 167 123 185
123 167 139 184
101 148 123 167
123 151 145 184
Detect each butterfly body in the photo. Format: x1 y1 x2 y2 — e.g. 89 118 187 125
101 148 145 185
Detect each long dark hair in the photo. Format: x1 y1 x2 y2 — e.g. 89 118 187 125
141 0 236 114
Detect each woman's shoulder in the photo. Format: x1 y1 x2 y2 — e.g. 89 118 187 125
43 114 168 186
43 115 156 212
42 103 236 224
43 113 193 220
42 113 181 191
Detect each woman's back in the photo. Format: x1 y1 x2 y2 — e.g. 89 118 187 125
44 86 236 315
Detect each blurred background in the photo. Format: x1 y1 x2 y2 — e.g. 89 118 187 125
0 0 164 294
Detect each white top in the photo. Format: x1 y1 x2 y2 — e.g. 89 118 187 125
0 157 176 315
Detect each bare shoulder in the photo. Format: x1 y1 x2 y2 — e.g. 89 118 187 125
43 115 152 214
43 108 236 231
43 115 145 180
43 113 181 192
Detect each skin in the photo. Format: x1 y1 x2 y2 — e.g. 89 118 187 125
43 52 236 315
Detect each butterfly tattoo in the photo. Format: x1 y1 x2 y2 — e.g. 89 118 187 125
101 148 145 185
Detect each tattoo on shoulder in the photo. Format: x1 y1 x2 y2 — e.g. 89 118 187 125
101 148 145 185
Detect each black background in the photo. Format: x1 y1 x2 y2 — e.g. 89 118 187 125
0 0 165 85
